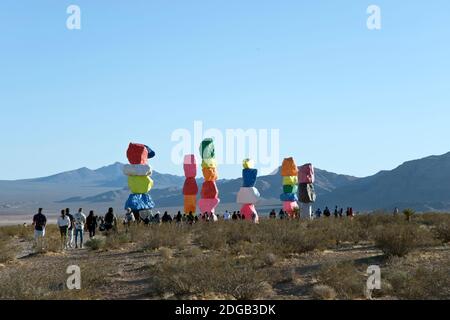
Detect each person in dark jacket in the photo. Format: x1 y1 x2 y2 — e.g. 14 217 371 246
175 211 183 224
269 210 277 219
104 208 116 232
279 209 285 220
323 207 331 217
162 211 173 224
86 210 98 238
232 211 238 220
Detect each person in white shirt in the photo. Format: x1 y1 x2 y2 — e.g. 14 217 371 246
124 208 136 232
73 208 87 249
223 211 231 221
57 209 71 250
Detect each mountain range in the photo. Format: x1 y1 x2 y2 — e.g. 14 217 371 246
1 152 450 216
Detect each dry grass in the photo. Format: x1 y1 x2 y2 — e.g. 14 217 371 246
1 212 450 300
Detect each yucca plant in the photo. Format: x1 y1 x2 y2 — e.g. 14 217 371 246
403 209 415 222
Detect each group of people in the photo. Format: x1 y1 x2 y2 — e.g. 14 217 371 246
32 207 118 250
31 205 357 250
315 206 355 219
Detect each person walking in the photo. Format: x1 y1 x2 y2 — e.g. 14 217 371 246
65 208 75 248
57 209 71 250
86 210 98 238
32 208 47 251
124 208 136 232
175 211 183 225
104 208 117 232
73 208 87 249
315 208 322 219
162 211 173 224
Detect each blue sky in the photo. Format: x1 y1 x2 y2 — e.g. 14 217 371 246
1 0 449 180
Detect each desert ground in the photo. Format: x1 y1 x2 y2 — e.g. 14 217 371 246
0 213 449 300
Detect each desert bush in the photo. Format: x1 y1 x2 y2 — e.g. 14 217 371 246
312 285 337 300
0 239 17 263
264 253 278 266
433 222 450 244
85 238 104 251
135 224 189 251
159 247 173 260
374 223 435 257
316 261 365 300
149 254 270 300
0 260 114 299
384 258 450 299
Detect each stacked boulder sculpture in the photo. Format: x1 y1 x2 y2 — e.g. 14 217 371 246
237 159 260 223
199 138 220 216
183 154 198 214
124 143 156 218
298 163 316 219
280 157 299 218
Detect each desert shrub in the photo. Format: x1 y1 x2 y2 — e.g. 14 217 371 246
136 224 189 251
254 220 332 256
385 258 450 299
316 261 365 299
104 233 130 250
433 222 450 244
85 238 104 251
374 223 435 257
149 254 270 300
159 247 173 260
312 285 337 300
0 225 33 241
0 260 114 299
264 253 278 266
0 239 17 263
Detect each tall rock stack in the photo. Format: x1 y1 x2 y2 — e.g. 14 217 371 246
124 143 156 219
183 154 198 214
298 163 316 220
280 157 299 218
198 138 220 216
237 159 261 223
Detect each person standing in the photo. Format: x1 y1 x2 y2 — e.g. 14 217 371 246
65 208 75 248
105 208 117 231
86 210 98 238
57 209 71 250
73 208 87 249
32 208 47 251
315 208 322 219
175 211 183 225
393 207 399 216
162 211 173 224
334 206 339 218
223 211 231 221
269 210 277 219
